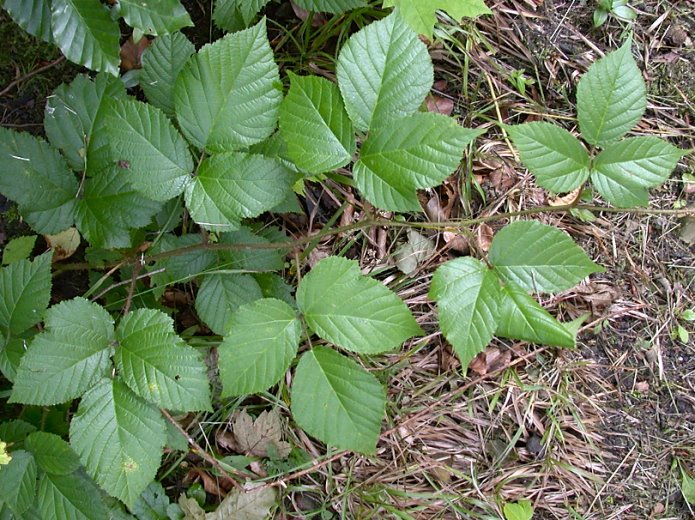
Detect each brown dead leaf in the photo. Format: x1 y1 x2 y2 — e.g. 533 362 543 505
192 468 226 497
679 213 695 244
442 231 469 253
476 223 494 252
426 94 455 115
232 409 292 459
44 227 80 261
468 347 512 376
216 430 238 453
548 187 582 207
120 35 150 71
290 1 327 25
635 381 650 393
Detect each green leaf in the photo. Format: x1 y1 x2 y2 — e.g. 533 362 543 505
488 221 603 294
297 256 422 354
2 236 37 266
149 234 217 293
37 471 108 520
219 298 301 396
131 481 178 520
591 136 685 207
10 297 113 405
184 152 293 231
70 378 167 507
0 252 52 336
577 37 646 146
50 0 121 74
2 0 52 42
115 309 211 411
336 12 433 132
0 128 77 234
140 33 195 117
496 281 575 348
195 274 263 335
279 73 355 174
217 227 287 272
353 113 482 211
429 258 501 371
76 169 162 249
503 499 534 520
506 122 591 193
44 73 126 172
383 0 491 39
0 420 36 446
117 0 192 35
25 432 81 475
105 98 194 201
292 0 366 15
174 18 281 152
291 347 386 454
681 467 695 506
213 0 270 32
0 450 37 516
254 273 295 307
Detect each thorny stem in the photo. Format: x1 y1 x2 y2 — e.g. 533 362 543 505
54 203 695 275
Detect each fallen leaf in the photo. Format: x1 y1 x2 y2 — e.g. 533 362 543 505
179 495 206 520
45 227 80 261
120 34 151 71
548 187 582 207
208 483 277 520
395 229 436 274
468 347 511 376
233 410 292 459
681 466 695 506
192 468 226 497
442 231 469 253
679 213 695 245
426 94 454 115
635 381 649 393
476 223 494 252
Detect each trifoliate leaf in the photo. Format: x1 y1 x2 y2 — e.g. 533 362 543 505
0 128 77 234
175 19 281 152
591 136 686 207
219 299 300 396
0 450 36 516
353 113 482 211
495 281 575 348
10 297 114 405
195 274 263 335
50 0 121 74
140 33 195 117
0 252 52 336
336 12 433 132
37 471 108 520
489 221 603 294
184 153 293 232
291 347 386 454
279 73 355 174
429 257 501 371
297 256 422 354
577 36 646 146
70 378 167 507
117 0 193 36
506 122 591 193
383 0 491 39
25 431 82 475
115 309 212 411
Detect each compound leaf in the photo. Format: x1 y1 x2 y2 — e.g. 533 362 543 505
219 298 301 396
140 32 195 117
577 37 646 146
0 128 77 234
591 136 685 207
115 309 211 411
279 73 355 174
2 0 52 42
506 122 591 193
25 432 81 475
76 169 162 249
292 0 366 14
37 471 107 520
429 258 501 371
50 0 120 74
10 298 113 406
44 73 126 172
70 378 167 507
175 18 281 152
336 12 433 132
353 113 482 211
195 274 263 335
117 0 192 35
297 256 422 354
213 0 270 32
495 281 575 348
488 221 603 294
184 152 293 231
0 252 52 337
383 0 491 39
105 98 193 201
0 450 37 516
291 347 385 454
